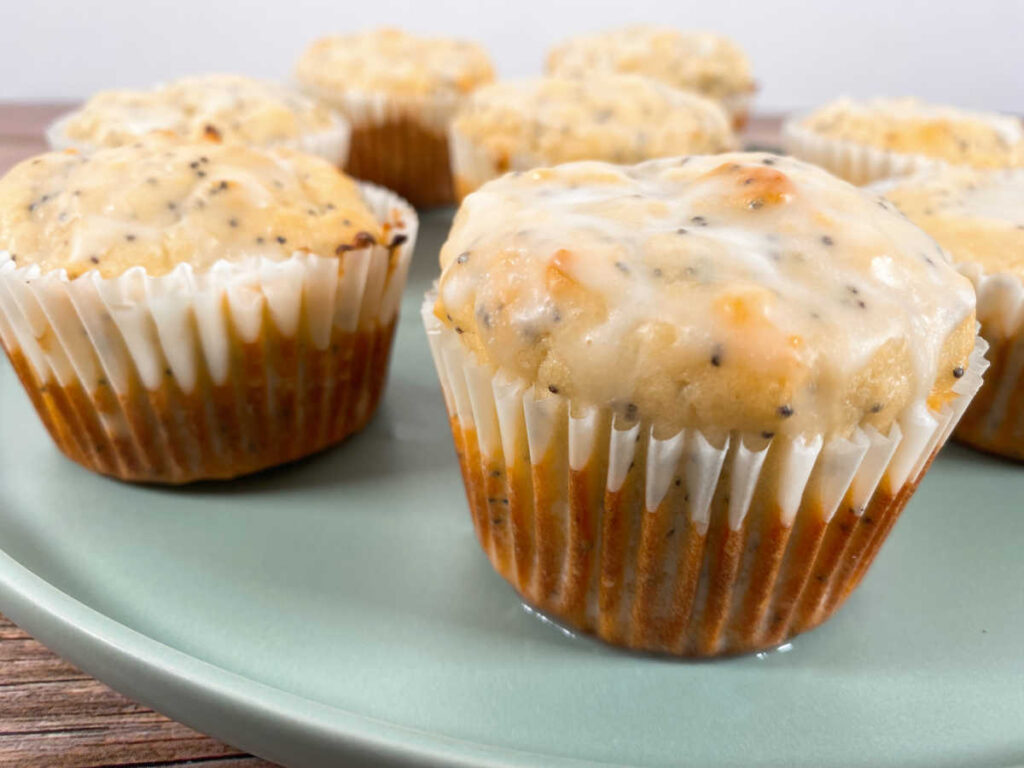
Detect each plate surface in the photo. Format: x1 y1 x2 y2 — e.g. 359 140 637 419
1 211 1023 768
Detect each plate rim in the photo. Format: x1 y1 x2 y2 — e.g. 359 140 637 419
0 545 603 768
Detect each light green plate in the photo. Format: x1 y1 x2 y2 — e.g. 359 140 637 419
1 211 1023 768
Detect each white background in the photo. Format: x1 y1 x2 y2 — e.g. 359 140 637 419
4 0 1023 113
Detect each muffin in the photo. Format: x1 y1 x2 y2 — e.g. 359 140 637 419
546 26 756 129
783 97 1024 186
423 153 985 657
0 137 416 484
449 74 736 200
881 167 1024 459
295 27 495 208
47 73 350 165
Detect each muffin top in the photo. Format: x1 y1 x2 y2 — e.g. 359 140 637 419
452 75 736 166
57 74 342 149
798 98 1024 169
435 153 976 440
295 27 494 99
882 167 1024 279
0 137 382 279
546 26 754 102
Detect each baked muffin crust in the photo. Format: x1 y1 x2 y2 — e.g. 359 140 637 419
799 98 1024 170
295 27 494 100
435 153 976 439
58 74 341 149
546 26 754 103
451 75 736 166
0 137 382 278
882 167 1024 278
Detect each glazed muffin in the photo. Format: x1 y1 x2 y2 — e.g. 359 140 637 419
48 74 350 165
881 167 1024 459
423 153 985 657
449 74 736 199
546 26 755 129
0 136 416 484
783 97 1024 186
295 27 494 208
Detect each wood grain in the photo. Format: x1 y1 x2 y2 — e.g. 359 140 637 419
0 100 272 768
0 614 275 768
0 101 785 767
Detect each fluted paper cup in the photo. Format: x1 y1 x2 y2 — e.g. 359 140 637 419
0 184 416 484
45 110 352 168
721 90 754 131
423 293 987 656
448 126 542 202
782 115 946 186
301 84 464 208
953 263 1024 459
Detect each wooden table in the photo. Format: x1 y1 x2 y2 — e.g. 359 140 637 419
0 101 273 768
0 615 271 767
0 102 783 768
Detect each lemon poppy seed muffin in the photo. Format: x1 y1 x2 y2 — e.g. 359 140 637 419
48 74 351 165
295 27 495 207
882 167 1024 458
424 153 985 656
449 75 737 199
546 26 756 128
784 97 1024 186
0 137 417 483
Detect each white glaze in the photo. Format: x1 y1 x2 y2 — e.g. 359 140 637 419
436 153 976 438
877 168 1024 333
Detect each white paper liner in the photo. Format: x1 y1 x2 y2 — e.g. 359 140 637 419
959 262 1024 340
448 125 542 200
949 262 1024 452
423 290 988 654
296 83 463 136
720 90 754 129
297 83 468 208
782 114 947 186
45 110 352 168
